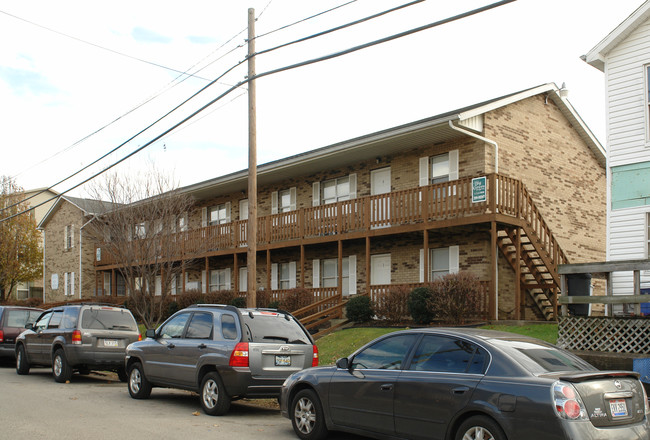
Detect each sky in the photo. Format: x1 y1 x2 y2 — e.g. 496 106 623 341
0 0 645 198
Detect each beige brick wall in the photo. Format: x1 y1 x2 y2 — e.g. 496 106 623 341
43 201 97 302
486 95 606 264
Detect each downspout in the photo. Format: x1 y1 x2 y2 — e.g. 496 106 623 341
448 120 500 320
79 216 97 299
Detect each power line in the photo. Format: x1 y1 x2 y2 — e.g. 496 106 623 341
0 9 212 81
255 0 358 39
1 0 516 223
256 0 424 58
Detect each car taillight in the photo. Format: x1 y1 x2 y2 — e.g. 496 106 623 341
72 330 82 345
312 345 319 367
0 330 3 343
552 381 588 420
229 342 249 367
138 333 142 342
642 383 650 415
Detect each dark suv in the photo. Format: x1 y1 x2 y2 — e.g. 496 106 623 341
125 305 318 415
0 306 43 359
15 304 141 382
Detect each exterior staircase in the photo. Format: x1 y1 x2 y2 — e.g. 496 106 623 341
497 225 563 320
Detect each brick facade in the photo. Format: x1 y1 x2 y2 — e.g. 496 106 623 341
45 87 605 320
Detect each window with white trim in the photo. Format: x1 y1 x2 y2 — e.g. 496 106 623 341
210 204 229 225
419 150 459 186
322 177 350 204
647 213 650 258
64 225 74 250
312 257 355 295
431 248 450 279
239 267 247 292
210 269 231 291
271 188 296 214
312 174 357 206
271 262 296 290
64 272 75 296
279 263 292 289
419 246 460 283
103 273 111 296
134 222 146 239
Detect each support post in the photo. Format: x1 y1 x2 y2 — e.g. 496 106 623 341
246 8 258 307
490 221 497 320
515 227 521 320
366 237 371 295
423 229 429 283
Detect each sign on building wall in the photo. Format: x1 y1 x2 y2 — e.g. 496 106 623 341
472 176 487 203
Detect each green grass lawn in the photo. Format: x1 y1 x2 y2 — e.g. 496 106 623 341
315 323 558 366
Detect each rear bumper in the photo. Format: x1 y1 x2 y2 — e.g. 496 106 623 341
0 344 16 358
219 367 286 398
560 418 650 439
65 347 126 369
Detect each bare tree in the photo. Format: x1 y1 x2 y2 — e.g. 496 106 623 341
86 168 197 327
0 176 42 302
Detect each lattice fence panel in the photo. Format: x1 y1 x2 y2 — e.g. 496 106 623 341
558 317 650 354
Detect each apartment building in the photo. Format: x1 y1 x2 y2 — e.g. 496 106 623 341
44 83 605 321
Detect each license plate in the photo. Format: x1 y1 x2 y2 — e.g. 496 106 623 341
103 339 118 347
610 399 628 418
275 355 291 366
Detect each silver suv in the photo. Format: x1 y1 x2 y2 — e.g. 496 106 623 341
125 305 318 416
15 304 141 382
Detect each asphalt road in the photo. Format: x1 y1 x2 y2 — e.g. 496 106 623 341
0 359 368 440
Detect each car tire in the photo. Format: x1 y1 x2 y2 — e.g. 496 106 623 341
117 367 128 383
127 362 152 399
455 415 506 440
16 344 30 375
199 372 230 416
52 349 72 383
291 389 328 440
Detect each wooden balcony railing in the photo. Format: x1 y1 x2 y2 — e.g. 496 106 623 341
95 174 567 276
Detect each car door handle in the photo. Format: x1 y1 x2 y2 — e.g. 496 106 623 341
167 343 175 349
198 343 207 349
380 384 393 391
452 386 470 395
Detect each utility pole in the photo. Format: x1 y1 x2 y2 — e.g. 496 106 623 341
246 8 257 307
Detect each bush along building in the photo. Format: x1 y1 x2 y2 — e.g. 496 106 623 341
46 83 605 324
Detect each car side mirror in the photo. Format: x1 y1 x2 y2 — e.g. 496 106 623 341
145 329 156 339
336 357 350 370
25 323 34 330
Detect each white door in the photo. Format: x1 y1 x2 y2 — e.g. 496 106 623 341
371 167 391 227
370 254 391 285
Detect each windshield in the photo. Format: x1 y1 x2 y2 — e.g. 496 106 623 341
81 308 137 331
241 312 311 344
491 338 595 374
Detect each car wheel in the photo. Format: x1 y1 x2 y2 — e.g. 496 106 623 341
116 367 128 383
52 349 72 383
199 372 230 416
455 415 506 440
16 345 30 375
291 389 328 440
128 362 152 399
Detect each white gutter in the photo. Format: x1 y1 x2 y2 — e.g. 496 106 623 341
79 216 97 299
448 120 499 320
448 120 498 173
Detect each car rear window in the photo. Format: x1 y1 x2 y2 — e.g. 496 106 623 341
491 338 595 374
81 308 137 331
5 310 41 328
241 312 311 344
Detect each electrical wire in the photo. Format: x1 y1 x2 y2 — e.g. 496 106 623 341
7 1 392 206
1 0 516 223
8 1 370 202
255 0 424 58
255 0 358 39
0 9 212 81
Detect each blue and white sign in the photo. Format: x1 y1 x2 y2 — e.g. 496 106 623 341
472 176 487 203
